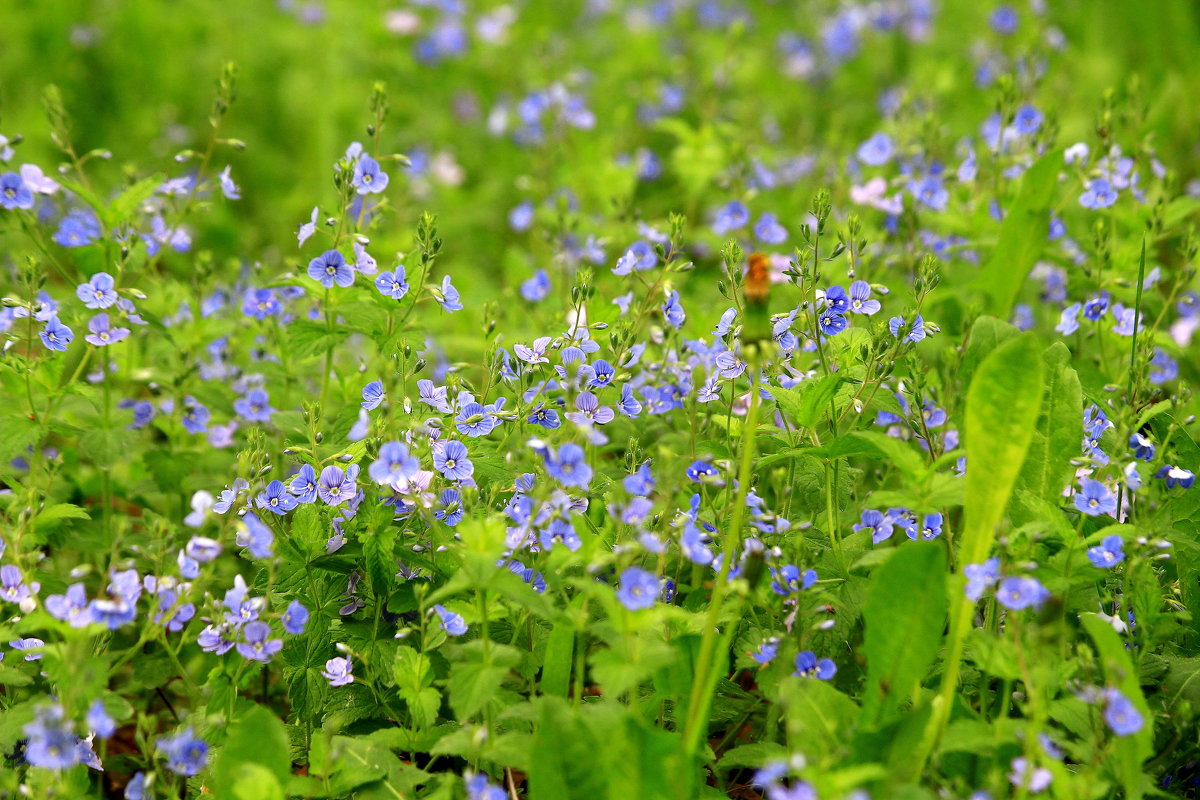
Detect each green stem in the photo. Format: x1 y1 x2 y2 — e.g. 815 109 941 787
681 368 760 764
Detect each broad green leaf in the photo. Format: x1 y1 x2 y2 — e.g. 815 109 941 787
861 541 947 724
961 333 1045 567
212 705 291 797
771 375 844 431
541 621 574 697
528 697 609 800
1017 342 1082 503
960 315 1017 379
972 150 1061 316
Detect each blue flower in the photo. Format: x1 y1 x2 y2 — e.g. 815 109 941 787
434 440 475 481
23 705 81 769
1082 292 1110 321
527 405 561 429
455 401 499 437
84 313 130 346
1103 688 1143 737
0 171 33 210
77 272 118 308
317 465 356 506
236 512 275 558
466 772 507 800
1013 104 1043 135
282 600 309 635
990 5 1018 34
663 290 686 329
818 309 847 336
39 316 73 351
370 441 421 485
290 465 318 504
854 509 894 543
362 380 386 410
889 314 926 343
256 480 298 515
1157 465 1195 489
793 651 836 680
521 269 551 301
848 280 881 314
909 176 948 211
537 517 580 550
770 565 817 596
433 603 468 635
508 201 534 232
1080 178 1117 209
754 212 788 244
996 576 1049 611
964 558 1000 601
156 728 209 776
322 656 354 686
1087 535 1125 568
237 621 283 663
711 200 749 235
352 153 389 194
308 250 354 289
87 700 116 739
1074 478 1117 516
1129 432 1155 461
545 443 592 488
750 638 780 666
857 132 894 166
234 388 275 423
919 512 943 540
375 268 410 299
617 566 661 611
436 274 464 312
54 210 101 247
434 488 464 526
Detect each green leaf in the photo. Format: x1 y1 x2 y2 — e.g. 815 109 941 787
229 764 285 800
771 375 844 431
445 641 520 720
527 697 610 800
860 542 947 724
106 174 163 227
1016 342 1083 504
972 150 1061 317
843 431 928 481
1081 613 1153 800
212 705 291 797
961 333 1045 568
960 315 1017 378
541 621 574 698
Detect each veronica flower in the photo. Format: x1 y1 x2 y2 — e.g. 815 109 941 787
436 274 463 312
255 480 298 515
515 336 552 364
418 379 453 413
307 250 354 289
362 380 386 410
847 280 881 314
83 313 130 347
317 465 356 506
527 405 561 429
237 621 283 663
289 465 318 503
565 391 614 426
545 443 591 488
617 567 661 611
39 316 73 351
77 272 118 309
521 269 551 301
156 728 208 776
1087 535 1125 568
374 265 411 299
352 153 389 194
431 604 468 636
433 440 474 481
370 441 421 485
234 388 274 423
793 651 836 680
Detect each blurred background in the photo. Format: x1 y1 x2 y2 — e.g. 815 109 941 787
2 0 1199 284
